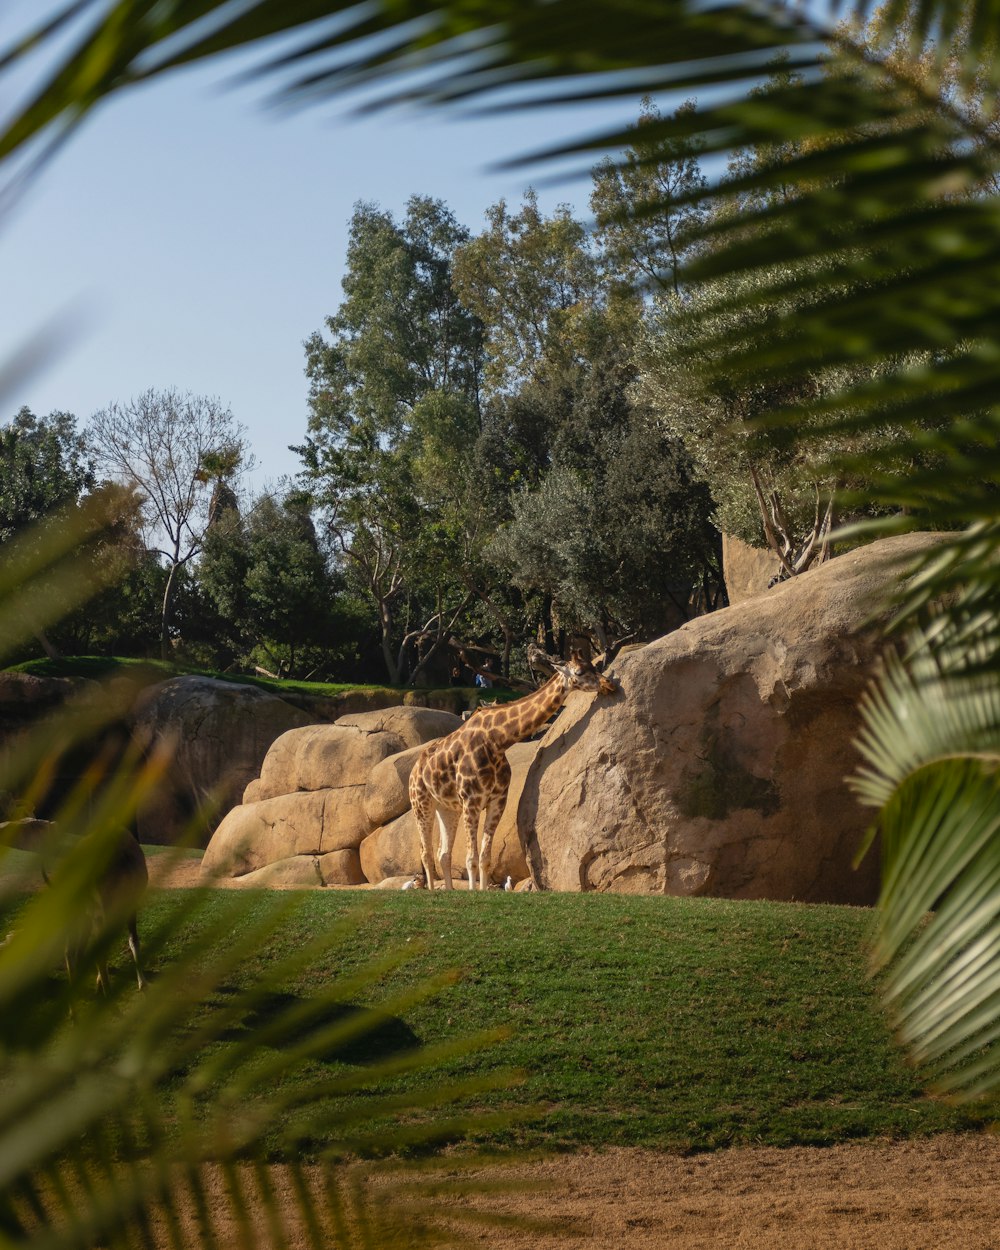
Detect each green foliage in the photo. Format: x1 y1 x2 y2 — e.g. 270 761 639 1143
453 190 604 396
853 639 1000 1101
0 408 159 663
591 98 709 297
198 490 360 677
481 322 720 640
298 196 485 683
0 408 93 542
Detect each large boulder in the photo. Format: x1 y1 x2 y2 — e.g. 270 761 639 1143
229 849 366 889
518 533 947 904
131 676 314 845
256 724 406 800
201 786 370 879
334 706 462 749
364 743 429 829
0 674 79 814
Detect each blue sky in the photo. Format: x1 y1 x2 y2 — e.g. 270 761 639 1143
0 14 638 493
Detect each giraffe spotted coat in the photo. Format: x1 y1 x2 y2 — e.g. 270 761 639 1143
408 652 616 890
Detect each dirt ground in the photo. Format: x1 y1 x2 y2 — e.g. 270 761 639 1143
442 1135 1000 1249
171 1135 1000 1249
147 859 1000 1248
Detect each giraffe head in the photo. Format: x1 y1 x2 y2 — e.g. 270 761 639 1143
552 649 618 697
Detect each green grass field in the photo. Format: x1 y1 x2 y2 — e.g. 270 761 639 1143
88 888 992 1157
6 655 519 702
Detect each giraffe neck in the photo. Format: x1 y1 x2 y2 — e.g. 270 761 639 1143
472 674 568 751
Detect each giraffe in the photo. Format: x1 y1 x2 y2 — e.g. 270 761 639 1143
408 650 617 891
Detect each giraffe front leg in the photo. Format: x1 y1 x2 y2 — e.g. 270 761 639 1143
459 800 483 891
479 791 507 891
413 798 437 892
435 809 459 892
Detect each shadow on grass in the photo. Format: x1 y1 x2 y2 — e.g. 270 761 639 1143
220 989 421 1066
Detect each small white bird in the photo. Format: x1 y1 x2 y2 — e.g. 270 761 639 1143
401 877 421 891
504 875 514 892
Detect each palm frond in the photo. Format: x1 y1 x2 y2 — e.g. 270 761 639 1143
0 508 539 1248
854 643 1000 1098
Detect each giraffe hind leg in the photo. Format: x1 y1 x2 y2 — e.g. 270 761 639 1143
479 792 506 891
127 916 146 990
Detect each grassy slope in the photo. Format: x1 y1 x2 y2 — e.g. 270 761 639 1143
6 655 517 702
139 889 993 1155
6 655 395 698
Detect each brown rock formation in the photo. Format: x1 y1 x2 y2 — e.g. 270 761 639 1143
364 743 428 830
201 785 371 879
518 533 946 903
335 707 462 749
131 676 313 845
256 724 404 800
722 532 780 605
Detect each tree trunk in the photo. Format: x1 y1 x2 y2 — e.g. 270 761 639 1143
32 629 60 660
542 595 557 656
160 561 179 661
379 599 400 684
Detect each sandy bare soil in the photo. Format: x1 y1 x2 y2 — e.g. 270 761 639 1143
146 862 1000 1248
442 1134 1000 1249
157 1134 1000 1249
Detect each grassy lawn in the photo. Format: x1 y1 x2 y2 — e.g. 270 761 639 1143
6 655 524 706
95 888 995 1157
6 655 401 698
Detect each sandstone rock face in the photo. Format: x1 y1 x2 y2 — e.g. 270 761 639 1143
722 533 780 606
201 709 457 885
360 809 421 882
257 725 405 800
201 785 371 879
0 672 76 718
518 533 947 904
231 849 365 889
131 676 313 845
335 707 462 750
364 743 428 830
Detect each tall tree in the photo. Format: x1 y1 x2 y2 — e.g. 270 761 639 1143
0 406 99 658
298 196 484 683
453 191 605 396
0 407 94 543
199 489 350 677
491 354 720 649
591 98 709 297
89 388 250 658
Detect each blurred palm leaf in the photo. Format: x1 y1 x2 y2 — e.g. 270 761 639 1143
0 518 532 1247
853 641 1000 1100
4 0 1000 1143
2 4 997 570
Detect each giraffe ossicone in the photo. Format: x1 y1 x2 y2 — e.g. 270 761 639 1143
408 650 618 891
